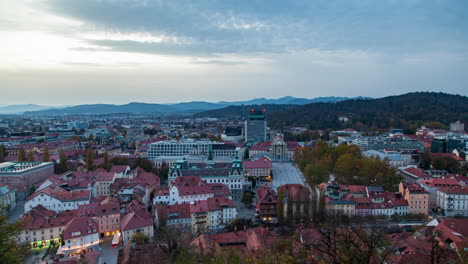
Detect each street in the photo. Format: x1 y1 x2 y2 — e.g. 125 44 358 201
7 201 24 223
99 236 118 264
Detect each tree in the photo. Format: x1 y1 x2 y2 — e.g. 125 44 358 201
27 149 35 162
242 191 253 206
57 150 68 174
432 157 447 170
86 148 94 171
18 146 27 162
277 189 285 225
88 133 94 141
132 232 149 245
0 145 4 162
43 147 50 162
103 150 109 171
0 207 29 263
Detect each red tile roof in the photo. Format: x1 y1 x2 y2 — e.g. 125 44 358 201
120 212 153 231
63 216 98 240
27 185 90 202
243 156 272 169
20 205 76 230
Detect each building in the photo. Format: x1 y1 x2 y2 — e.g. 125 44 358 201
168 157 244 199
78 198 121 237
277 184 312 220
245 109 267 143
243 156 272 189
362 150 406 167
255 186 277 223
399 167 431 183
18 205 76 248
450 121 464 132
436 186 468 217
417 178 461 209
24 185 91 213
327 200 356 216
0 162 54 199
0 183 16 211
221 127 243 143
154 176 232 205
60 216 100 256
147 139 242 160
399 182 429 215
206 197 237 231
249 135 300 161
120 211 154 245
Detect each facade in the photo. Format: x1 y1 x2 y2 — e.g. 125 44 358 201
18 205 76 248
221 127 243 143
61 216 100 255
168 157 244 199
417 178 460 209
249 135 299 162
450 121 464 132
436 186 468 217
147 140 239 159
399 182 429 215
255 186 277 223
120 212 154 245
0 162 54 199
243 157 272 189
277 184 312 220
245 110 267 143
25 185 91 213
78 199 121 237
327 200 356 216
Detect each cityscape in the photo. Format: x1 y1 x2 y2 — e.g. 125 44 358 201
1 1 467 264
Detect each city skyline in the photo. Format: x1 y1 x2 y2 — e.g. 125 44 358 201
1 0 467 105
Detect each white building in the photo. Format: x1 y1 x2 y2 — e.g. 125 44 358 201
436 186 468 217
60 216 100 255
24 186 91 214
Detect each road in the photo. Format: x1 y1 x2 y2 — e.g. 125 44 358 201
7 201 24 223
99 236 118 264
272 162 307 190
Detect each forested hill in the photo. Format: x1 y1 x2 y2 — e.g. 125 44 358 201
267 92 467 131
192 104 297 119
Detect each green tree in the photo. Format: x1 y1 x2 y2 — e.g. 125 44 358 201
241 191 253 206
88 133 94 141
86 148 94 171
132 232 149 245
0 207 29 263
432 156 447 170
18 146 27 162
43 147 50 162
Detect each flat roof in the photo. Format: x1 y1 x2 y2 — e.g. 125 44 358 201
0 162 54 173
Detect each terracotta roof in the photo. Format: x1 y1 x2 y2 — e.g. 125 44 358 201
437 186 468 194
120 212 153 231
109 165 129 173
431 153 464 161
63 216 98 240
418 178 460 188
20 205 76 230
207 197 236 211
189 200 209 214
256 186 277 205
243 157 272 169
27 185 90 202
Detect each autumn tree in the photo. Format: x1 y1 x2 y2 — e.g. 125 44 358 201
277 188 285 225
43 147 50 162
132 232 149 245
103 150 109 170
17 146 27 162
56 150 68 174
86 148 94 171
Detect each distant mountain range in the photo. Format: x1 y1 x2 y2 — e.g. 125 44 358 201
0 104 56 114
16 96 367 115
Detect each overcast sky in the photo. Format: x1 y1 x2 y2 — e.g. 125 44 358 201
1 0 467 105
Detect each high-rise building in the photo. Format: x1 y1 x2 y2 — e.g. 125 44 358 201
245 109 266 143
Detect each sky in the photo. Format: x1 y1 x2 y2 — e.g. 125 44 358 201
0 0 467 106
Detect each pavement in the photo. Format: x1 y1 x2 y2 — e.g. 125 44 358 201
272 162 307 190
99 236 118 264
235 200 255 221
